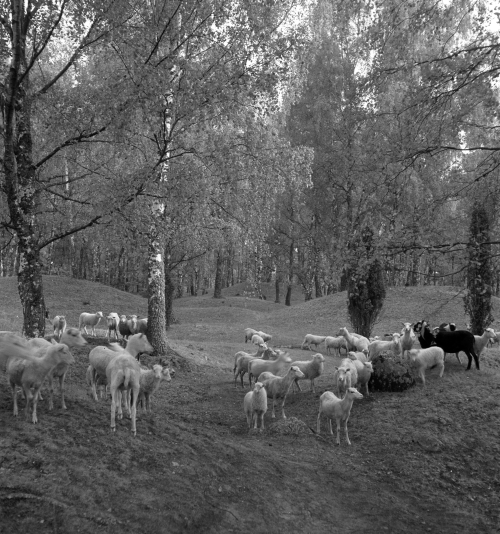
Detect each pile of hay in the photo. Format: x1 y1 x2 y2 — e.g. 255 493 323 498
267 417 311 435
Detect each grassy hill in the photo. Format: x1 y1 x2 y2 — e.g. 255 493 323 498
0 276 499 533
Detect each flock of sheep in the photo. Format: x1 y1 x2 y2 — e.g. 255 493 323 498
238 322 498 445
0 311 171 436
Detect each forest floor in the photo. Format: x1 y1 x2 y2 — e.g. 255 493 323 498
1 278 500 533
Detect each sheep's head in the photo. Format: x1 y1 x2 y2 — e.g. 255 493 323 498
363 362 373 372
401 322 412 331
161 367 172 382
62 327 87 347
313 353 325 363
335 366 350 385
290 365 305 379
346 387 363 400
96 311 104 318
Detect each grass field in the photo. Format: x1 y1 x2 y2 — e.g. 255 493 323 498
0 276 499 533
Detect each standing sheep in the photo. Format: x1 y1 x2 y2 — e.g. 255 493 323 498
79 311 104 336
289 353 325 393
118 315 133 341
106 313 120 341
325 336 348 357
243 382 268 430
335 358 358 399
400 322 416 358
301 334 327 351
259 366 305 419
52 316 67 341
350 360 373 396
247 350 292 388
137 364 172 411
409 347 445 386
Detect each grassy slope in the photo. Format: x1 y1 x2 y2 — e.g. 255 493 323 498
1 276 500 534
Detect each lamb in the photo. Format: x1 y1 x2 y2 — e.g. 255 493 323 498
118 315 133 340
106 313 120 341
325 336 348 357
137 364 172 411
244 328 259 343
338 327 369 352
474 328 496 356
251 333 266 346
418 320 479 370
289 353 325 393
335 358 358 398
243 381 268 430
301 334 327 351
7 343 74 423
409 347 445 386
233 343 272 388
52 315 67 341
27 327 87 410
79 311 104 336
367 333 402 360
106 352 142 435
316 387 364 445
350 360 373 396
88 333 154 401
400 322 416 358
247 350 292 387
259 366 305 419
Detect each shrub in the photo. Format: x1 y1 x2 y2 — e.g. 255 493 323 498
370 354 415 392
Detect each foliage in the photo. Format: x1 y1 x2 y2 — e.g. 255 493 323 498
463 202 494 334
370 354 416 392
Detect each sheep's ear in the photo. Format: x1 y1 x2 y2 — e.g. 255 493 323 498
51 338 57 345
345 369 351 374
334 366 339 371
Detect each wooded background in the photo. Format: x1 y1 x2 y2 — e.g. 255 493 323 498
1 0 499 340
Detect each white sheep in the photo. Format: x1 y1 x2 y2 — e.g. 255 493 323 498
367 333 402 360
301 334 327 351
289 353 325 393
251 333 266 346
106 313 120 341
324 336 348 357
316 387 364 445
88 333 154 401
335 358 358 398
247 350 292 387
0 333 38 370
244 328 259 343
233 343 272 388
256 330 272 343
52 315 67 341
339 327 369 352
474 328 496 356
27 327 87 410
86 364 107 399
106 352 142 435
348 350 369 363
134 318 148 335
350 360 373 396
400 322 416 358
137 364 171 411
409 347 445 387
79 311 104 336
259 366 305 419
7 343 74 424
243 381 268 430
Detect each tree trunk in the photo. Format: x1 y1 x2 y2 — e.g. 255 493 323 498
275 277 281 304
285 283 292 306
147 231 169 355
213 250 224 298
165 266 175 328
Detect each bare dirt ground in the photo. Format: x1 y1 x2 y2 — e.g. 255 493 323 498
1 283 500 533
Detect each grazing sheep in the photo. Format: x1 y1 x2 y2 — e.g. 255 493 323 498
339 327 369 352
289 353 325 393
316 387 364 446
106 352 141 435
233 343 272 388
106 313 120 341
325 336 348 357
251 333 266 346
118 315 133 341
79 311 104 336
243 381 268 430
52 316 67 341
348 350 369 363
409 347 445 386
88 334 154 401
367 333 402 360
248 350 292 388
474 328 496 356
400 322 416 358
301 334 327 351
256 330 272 343
244 328 259 343
259 366 305 419
335 358 358 398
27 327 87 410
351 360 373 396
7 343 74 424
418 320 479 370
137 364 171 411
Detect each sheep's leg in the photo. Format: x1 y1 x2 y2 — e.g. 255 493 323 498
295 379 302 393
260 413 265 431
253 413 258 429
328 418 333 435
31 386 40 424
281 397 287 419
271 398 276 418
344 417 351 446
471 350 480 371
24 388 33 421
117 391 123 420
47 375 54 410
455 353 462 365
130 386 139 436
420 370 426 387
438 362 444 378
110 389 117 432
90 371 99 401
465 352 473 371
316 411 321 434
59 373 67 409
11 382 18 417
336 419 341 445
240 371 245 389
310 379 315 393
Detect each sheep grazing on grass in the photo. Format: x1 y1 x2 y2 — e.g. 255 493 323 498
419 320 479 370
325 336 348 357
335 358 358 398
289 353 325 393
256 331 272 343
106 352 142 435
243 382 268 430
7 343 74 424
88 334 154 401
251 333 266 346
79 311 104 336
367 333 402 360
351 360 373 396
137 364 172 411
259 366 305 419
316 387 364 446
233 343 272 388
52 316 67 341
27 327 87 410
106 313 120 342
301 334 327 351
248 350 292 388
409 347 445 387
400 322 416 358
244 328 259 343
